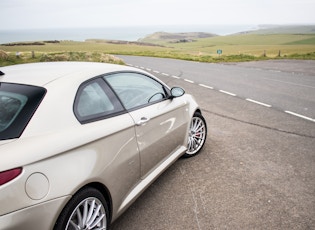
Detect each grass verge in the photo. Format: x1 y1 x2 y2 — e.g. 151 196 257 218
1 32 315 66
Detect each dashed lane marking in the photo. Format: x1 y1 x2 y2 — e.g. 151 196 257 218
127 64 315 123
199 84 214 89
246 99 272 108
184 79 194 83
285 111 315 122
219 90 237 97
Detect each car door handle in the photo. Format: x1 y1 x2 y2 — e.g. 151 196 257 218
136 117 150 126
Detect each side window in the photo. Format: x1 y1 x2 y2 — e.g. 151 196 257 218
74 78 124 123
105 72 167 110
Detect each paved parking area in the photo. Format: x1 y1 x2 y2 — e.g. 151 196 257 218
111 60 315 230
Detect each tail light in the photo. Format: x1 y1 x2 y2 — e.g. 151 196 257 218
0 168 22 186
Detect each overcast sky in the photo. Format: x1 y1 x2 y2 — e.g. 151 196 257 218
1 0 315 30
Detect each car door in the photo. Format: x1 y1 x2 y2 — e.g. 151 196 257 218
74 77 141 211
104 72 189 178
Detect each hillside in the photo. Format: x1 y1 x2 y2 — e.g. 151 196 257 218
235 25 315 35
139 32 217 43
1 25 315 66
140 25 315 43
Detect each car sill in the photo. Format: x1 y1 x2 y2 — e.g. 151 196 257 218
117 145 186 214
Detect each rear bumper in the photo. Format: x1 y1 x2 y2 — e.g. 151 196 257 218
0 196 70 230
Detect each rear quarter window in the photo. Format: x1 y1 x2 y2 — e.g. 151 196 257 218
0 91 28 132
0 83 46 140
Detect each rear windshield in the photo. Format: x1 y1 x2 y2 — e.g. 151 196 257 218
0 83 46 140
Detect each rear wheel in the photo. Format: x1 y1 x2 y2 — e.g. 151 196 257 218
183 112 207 158
54 187 109 230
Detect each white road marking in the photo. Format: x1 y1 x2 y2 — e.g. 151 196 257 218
285 111 315 122
219 90 237 96
184 79 194 83
134 66 315 123
199 84 214 89
246 99 272 107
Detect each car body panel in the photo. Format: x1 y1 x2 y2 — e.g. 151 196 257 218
129 97 190 178
0 62 135 87
0 196 69 230
0 113 140 217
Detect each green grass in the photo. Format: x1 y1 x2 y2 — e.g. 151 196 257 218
284 37 315 45
1 32 315 66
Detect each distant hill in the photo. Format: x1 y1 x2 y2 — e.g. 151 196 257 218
139 32 217 43
238 25 315 35
139 25 315 44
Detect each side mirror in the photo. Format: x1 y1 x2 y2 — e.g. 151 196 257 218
170 87 185 98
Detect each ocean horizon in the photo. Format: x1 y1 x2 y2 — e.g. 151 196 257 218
0 24 258 44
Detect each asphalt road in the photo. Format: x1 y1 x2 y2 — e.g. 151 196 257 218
118 56 315 121
111 56 315 230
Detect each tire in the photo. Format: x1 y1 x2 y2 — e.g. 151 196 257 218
183 112 207 158
54 187 109 230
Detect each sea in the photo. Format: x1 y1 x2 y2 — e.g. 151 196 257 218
0 24 258 44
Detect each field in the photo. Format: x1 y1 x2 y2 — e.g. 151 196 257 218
1 25 315 66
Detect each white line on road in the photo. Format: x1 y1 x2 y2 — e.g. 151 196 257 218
184 79 194 83
219 90 237 96
285 111 315 122
130 66 315 123
246 99 272 107
199 84 214 89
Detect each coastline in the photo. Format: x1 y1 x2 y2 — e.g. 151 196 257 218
0 25 257 44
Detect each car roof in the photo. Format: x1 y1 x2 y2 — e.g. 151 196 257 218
0 62 138 86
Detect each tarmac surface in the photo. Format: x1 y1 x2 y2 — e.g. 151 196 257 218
232 59 315 76
111 59 315 230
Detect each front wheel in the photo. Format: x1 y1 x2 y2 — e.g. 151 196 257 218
54 187 109 230
183 112 207 158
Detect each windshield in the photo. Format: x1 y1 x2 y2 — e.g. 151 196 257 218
0 83 46 140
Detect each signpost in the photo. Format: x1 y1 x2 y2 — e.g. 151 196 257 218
217 49 222 56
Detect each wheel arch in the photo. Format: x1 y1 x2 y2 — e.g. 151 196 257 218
194 108 202 115
84 182 113 223
53 183 112 230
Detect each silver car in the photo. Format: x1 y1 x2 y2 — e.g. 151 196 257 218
0 62 207 229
